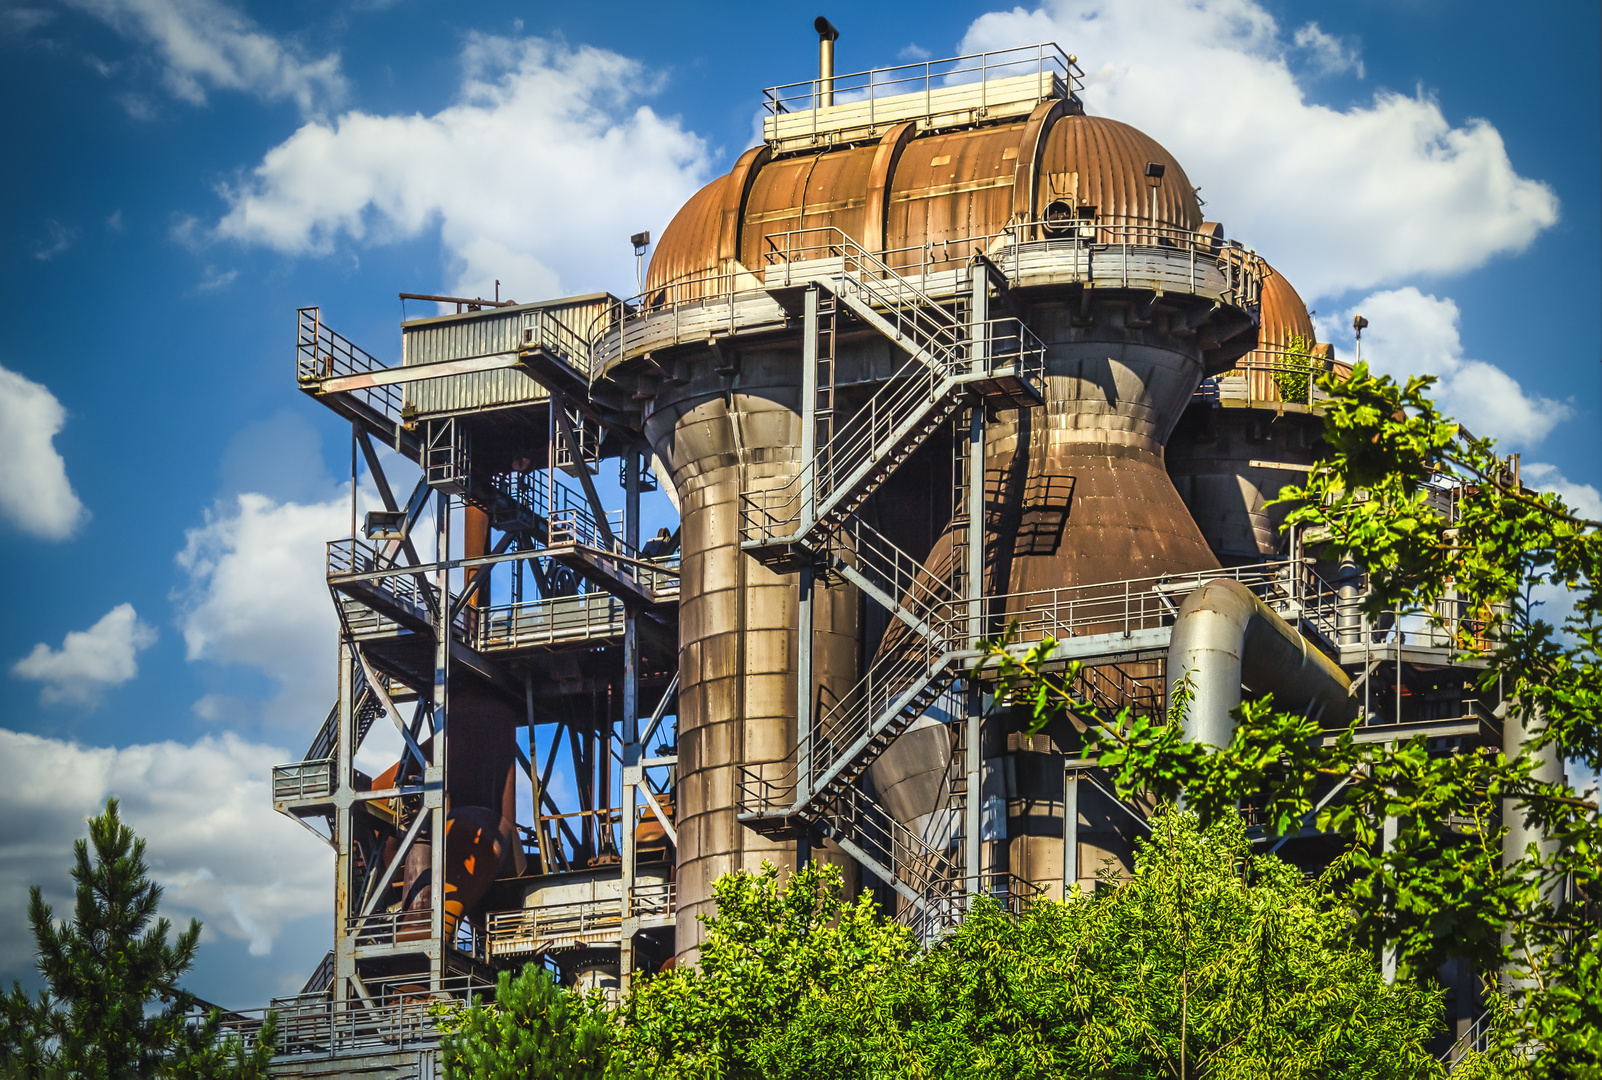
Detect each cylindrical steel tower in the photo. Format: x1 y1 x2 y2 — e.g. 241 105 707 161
621 66 1263 953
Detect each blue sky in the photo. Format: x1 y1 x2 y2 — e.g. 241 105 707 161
0 0 1597 1006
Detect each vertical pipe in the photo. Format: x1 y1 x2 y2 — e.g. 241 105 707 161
1337 555 1361 647
970 258 988 377
1382 776 1398 983
815 17 839 108
429 490 450 990
796 566 815 801
966 407 985 647
1501 704 1566 989
620 450 641 987
350 426 358 542
965 405 986 902
464 506 490 609
1062 767 1079 897
964 685 982 904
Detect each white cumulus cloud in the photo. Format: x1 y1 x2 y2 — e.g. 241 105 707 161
1522 462 1602 523
0 728 328 979
63 0 345 114
12 603 156 707
1320 287 1571 449
213 32 710 301
0 364 89 541
960 0 1558 299
174 491 365 731
1292 22 1363 79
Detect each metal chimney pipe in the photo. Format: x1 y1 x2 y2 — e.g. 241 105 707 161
815 16 839 107
1166 578 1354 748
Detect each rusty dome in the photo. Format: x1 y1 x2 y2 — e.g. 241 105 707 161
1255 264 1316 348
646 112 1202 295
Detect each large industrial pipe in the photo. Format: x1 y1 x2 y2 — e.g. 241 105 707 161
1500 703 1566 986
1167 578 1354 747
815 16 839 107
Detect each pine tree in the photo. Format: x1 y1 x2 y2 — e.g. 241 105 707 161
0 798 275 1079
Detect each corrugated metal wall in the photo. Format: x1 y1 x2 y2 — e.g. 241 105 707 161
402 294 614 415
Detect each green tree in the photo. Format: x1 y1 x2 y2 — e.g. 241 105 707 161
985 363 1599 1076
611 819 1442 1079
432 963 614 1080
614 861 915 1080
0 798 274 1080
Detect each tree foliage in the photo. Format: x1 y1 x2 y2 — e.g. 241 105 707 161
609 814 1443 1079
0 798 275 1080
983 363 1600 1076
433 963 614 1080
614 861 914 1079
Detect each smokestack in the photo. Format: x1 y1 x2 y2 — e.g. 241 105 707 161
815 16 839 107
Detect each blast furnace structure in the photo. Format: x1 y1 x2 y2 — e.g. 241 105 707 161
261 32 1547 1075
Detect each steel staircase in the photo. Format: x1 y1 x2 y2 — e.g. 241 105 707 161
817 785 960 922
303 662 385 763
735 230 1043 924
801 519 966 817
1073 662 1164 720
741 231 1042 566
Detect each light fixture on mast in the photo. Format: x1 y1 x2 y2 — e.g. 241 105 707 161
631 231 651 298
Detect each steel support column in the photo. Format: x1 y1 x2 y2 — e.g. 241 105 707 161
620 448 643 991
428 491 450 989
333 641 357 1005
964 402 986 903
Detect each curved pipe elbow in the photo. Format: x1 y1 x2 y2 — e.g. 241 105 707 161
1166 578 1353 747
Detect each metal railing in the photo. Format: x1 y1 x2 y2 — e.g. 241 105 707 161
592 216 1264 381
792 518 969 803
347 908 432 949
762 44 1079 140
831 515 963 633
486 898 624 958
271 758 334 802
214 973 498 1059
629 880 677 920
742 234 1043 546
761 228 964 350
519 308 592 373
806 629 960 805
1200 346 1354 409
898 872 1046 943
1075 661 1164 717
296 307 403 424
476 592 626 651
327 538 435 620
1442 1009 1493 1064
548 510 680 598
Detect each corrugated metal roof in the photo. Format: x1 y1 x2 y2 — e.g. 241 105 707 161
645 108 1208 295
1034 114 1202 232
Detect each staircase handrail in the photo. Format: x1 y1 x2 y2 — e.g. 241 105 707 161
824 785 960 904
806 622 961 801
829 516 963 633
763 226 964 362
741 343 955 541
